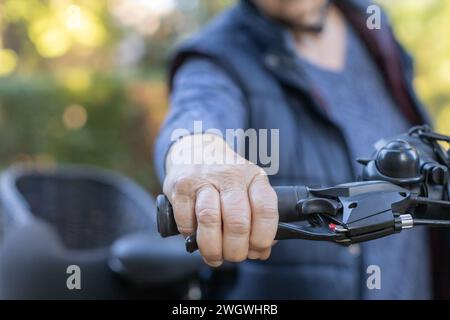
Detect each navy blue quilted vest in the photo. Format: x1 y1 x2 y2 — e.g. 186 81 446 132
169 0 429 299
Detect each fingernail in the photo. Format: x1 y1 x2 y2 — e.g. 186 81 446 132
204 258 223 268
247 250 260 260
260 249 271 260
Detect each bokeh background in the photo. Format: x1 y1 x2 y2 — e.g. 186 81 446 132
0 0 449 195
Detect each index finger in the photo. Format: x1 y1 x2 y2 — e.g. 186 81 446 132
248 173 279 252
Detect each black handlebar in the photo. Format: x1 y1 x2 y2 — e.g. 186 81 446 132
156 186 326 252
156 186 309 238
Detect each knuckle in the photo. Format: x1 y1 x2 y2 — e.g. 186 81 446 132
214 169 245 190
255 202 278 219
225 215 251 235
250 186 278 217
253 207 278 225
220 184 247 204
251 172 270 187
196 184 217 200
172 175 193 194
197 207 221 227
219 181 244 194
246 166 265 180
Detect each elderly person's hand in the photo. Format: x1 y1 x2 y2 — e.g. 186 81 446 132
163 134 278 267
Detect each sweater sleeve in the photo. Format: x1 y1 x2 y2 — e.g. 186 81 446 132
153 58 247 184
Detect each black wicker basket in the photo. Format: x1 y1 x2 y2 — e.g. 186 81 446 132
0 165 158 299
1 165 155 249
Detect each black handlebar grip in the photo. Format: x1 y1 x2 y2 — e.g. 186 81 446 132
156 186 310 251
156 195 200 252
156 194 180 237
275 186 309 222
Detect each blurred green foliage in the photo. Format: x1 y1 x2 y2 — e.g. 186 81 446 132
0 0 449 195
0 73 161 192
378 0 450 135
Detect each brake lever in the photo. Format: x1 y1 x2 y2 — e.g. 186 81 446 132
166 181 420 253
184 220 344 253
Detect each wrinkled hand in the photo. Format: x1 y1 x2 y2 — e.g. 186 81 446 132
163 134 278 267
